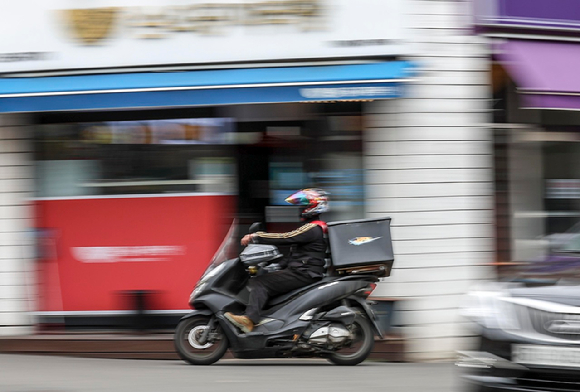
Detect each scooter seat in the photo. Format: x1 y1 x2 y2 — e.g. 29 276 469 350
266 276 336 307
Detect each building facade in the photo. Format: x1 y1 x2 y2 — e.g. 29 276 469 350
0 0 495 360
473 0 580 267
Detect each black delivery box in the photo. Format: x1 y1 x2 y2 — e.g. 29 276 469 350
327 217 394 277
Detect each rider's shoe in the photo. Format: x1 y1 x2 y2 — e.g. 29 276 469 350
224 312 254 333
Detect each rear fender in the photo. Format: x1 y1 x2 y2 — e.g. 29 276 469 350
348 296 384 339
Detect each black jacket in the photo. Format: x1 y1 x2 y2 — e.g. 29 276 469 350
252 221 327 278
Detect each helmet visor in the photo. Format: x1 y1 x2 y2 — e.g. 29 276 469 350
285 190 310 206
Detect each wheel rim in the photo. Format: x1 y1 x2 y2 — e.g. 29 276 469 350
188 325 213 349
179 319 226 360
332 322 369 359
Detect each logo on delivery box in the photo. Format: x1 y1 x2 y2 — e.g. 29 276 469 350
72 246 186 263
348 237 381 246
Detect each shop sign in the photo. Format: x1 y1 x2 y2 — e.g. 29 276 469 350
0 0 408 74
474 0 580 33
72 246 186 263
299 85 397 99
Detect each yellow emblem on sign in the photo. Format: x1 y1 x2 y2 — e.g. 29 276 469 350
64 8 119 45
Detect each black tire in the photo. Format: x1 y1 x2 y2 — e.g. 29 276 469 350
327 316 374 366
174 316 229 365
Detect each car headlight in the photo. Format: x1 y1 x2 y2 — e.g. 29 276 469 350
462 289 521 331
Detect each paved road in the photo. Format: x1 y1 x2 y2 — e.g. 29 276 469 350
0 354 462 392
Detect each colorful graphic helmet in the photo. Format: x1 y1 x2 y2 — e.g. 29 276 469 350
285 188 329 219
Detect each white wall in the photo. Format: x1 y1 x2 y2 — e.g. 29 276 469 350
364 0 496 361
0 114 35 336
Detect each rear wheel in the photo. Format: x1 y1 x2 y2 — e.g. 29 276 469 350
327 316 374 366
174 316 229 365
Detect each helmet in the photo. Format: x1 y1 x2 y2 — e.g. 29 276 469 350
285 188 329 219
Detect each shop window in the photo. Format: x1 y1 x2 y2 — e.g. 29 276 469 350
544 142 580 235
34 118 236 197
265 115 365 223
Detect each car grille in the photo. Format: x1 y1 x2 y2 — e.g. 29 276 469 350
522 306 580 341
517 372 580 392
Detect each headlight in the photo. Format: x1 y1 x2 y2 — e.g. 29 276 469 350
199 263 226 284
189 283 206 302
190 263 226 304
462 289 521 331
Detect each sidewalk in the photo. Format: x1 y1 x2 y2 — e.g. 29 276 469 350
0 330 406 361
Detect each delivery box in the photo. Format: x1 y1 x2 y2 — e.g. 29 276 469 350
327 217 394 277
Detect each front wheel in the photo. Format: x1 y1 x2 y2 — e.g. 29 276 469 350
327 316 374 366
174 315 229 365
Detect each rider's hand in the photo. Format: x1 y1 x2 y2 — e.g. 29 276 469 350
241 234 254 246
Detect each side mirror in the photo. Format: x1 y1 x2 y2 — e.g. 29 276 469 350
249 222 264 234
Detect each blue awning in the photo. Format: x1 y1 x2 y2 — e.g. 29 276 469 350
0 61 415 113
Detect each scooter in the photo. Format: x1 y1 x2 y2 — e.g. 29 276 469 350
174 222 386 366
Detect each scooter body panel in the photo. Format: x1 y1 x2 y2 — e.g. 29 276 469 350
266 279 369 320
180 309 213 320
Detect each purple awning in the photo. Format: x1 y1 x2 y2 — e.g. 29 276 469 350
473 0 580 33
496 40 580 110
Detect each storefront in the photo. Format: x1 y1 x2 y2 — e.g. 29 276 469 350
30 102 388 323
1 0 415 325
2 0 496 360
474 0 580 263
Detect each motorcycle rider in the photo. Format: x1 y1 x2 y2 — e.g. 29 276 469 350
225 188 329 333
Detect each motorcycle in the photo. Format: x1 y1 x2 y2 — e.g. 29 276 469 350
174 221 388 366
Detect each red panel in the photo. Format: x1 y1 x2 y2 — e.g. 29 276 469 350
35 195 235 312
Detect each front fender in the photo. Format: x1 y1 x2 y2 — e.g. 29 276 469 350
179 309 214 321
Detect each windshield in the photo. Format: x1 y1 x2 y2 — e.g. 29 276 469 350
547 222 580 253
199 220 238 281
514 225 580 282
558 235 580 253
